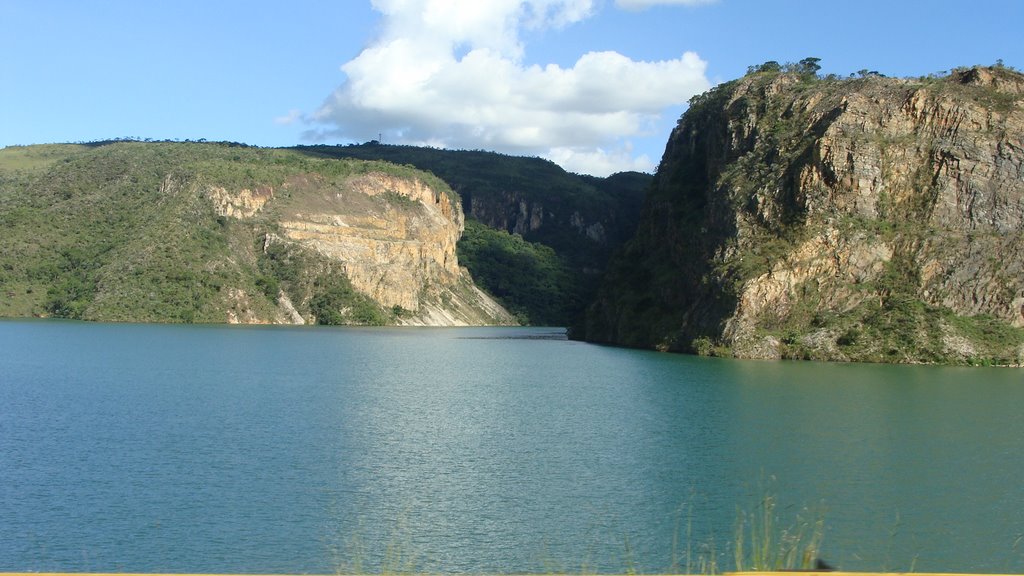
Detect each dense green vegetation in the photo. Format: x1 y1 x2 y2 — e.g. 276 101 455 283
458 219 581 326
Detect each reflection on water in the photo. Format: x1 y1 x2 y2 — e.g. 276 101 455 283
0 320 1022 573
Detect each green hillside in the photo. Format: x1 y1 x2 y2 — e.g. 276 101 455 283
0 142 435 324
457 219 582 326
1 140 644 327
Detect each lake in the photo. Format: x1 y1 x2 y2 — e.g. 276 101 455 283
1 320 1022 573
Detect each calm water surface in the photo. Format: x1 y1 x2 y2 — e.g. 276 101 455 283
1 320 1022 573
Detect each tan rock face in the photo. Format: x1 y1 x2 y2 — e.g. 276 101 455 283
278 173 463 312
734 69 1024 352
733 78 1020 359
214 170 513 326
725 231 894 341
209 185 273 218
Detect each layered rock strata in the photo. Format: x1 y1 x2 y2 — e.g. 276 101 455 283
217 172 515 326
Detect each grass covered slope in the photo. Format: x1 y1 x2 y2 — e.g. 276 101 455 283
582 65 1024 365
0 141 501 325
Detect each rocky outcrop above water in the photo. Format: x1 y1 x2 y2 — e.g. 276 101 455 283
581 65 1024 365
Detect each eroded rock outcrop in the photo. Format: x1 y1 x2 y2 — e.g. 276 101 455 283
583 66 1024 364
218 171 514 326
209 185 273 219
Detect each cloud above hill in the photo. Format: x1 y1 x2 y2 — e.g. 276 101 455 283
305 0 711 176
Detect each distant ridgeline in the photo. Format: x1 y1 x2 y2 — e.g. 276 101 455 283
294 144 651 325
579 64 1024 365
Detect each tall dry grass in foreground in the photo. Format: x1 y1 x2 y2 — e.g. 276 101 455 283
732 494 826 571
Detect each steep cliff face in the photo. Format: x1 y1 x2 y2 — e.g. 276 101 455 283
583 66 1024 365
274 174 460 310
459 170 649 270
213 171 515 326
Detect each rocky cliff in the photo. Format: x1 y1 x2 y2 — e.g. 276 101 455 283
582 66 1024 365
258 171 513 325
0 142 514 326
295 144 651 325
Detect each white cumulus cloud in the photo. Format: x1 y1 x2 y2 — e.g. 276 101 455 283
305 0 711 176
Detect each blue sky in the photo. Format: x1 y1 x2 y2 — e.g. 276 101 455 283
2 0 1021 176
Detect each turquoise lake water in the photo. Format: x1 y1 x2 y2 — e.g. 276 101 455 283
1 320 1022 573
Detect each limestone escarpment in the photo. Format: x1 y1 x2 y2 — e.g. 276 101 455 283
582 66 1024 365
228 171 515 326
276 174 461 310
458 172 648 270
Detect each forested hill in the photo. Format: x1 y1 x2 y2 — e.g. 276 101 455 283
581 64 1024 365
295 144 651 325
